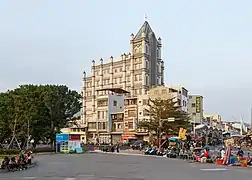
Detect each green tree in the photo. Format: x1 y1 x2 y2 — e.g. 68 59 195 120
0 92 13 143
137 98 190 147
41 85 82 147
0 84 81 148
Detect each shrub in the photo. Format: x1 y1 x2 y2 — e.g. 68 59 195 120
0 147 55 155
0 149 19 155
30 147 55 153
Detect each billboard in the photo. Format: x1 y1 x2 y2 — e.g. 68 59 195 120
196 97 201 113
56 134 69 142
69 134 80 141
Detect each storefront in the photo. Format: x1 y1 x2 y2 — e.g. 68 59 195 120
122 132 137 143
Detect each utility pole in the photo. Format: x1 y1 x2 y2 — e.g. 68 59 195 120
193 114 196 135
26 118 30 149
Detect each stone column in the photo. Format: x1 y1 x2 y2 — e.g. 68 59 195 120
122 53 126 90
82 71 87 125
158 37 162 59
109 56 114 90
158 37 163 85
141 58 146 95
130 53 134 96
141 37 146 95
130 33 134 55
161 60 164 85
100 58 103 91
91 60 95 112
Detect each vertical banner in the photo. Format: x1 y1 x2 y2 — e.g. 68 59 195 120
179 128 187 140
196 97 201 113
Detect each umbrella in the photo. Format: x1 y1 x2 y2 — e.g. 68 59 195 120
203 145 209 149
168 137 181 142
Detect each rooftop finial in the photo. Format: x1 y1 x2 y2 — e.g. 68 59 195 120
145 14 148 21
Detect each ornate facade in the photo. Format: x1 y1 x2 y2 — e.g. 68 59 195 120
81 21 164 143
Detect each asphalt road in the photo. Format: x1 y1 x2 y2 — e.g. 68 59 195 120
0 153 252 180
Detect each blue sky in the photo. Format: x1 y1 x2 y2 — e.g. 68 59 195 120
0 0 251 122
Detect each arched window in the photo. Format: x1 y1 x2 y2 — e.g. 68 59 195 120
145 60 148 69
145 76 148 85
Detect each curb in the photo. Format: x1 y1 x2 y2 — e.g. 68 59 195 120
35 152 55 155
89 151 168 158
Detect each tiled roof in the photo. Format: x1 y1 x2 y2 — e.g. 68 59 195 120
134 21 154 40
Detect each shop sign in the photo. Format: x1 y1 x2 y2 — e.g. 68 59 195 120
69 134 80 141
196 97 201 113
56 134 69 142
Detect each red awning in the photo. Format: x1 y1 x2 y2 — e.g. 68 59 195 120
122 135 137 140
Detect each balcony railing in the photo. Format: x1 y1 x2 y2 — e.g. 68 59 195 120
112 128 124 132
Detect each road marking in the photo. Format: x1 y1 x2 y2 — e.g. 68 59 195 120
64 178 76 180
79 174 95 177
200 168 228 171
20 177 38 180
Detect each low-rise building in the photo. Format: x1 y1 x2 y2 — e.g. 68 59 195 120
203 114 222 128
95 88 127 144
148 86 188 112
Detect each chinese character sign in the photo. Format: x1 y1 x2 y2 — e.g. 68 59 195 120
196 97 201 113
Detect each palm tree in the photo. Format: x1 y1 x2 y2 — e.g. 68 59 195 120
137 98 190 148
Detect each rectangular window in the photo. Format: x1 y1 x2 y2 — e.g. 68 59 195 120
145 76 148 85
88 122 96 129
143 110 149 116
143 99 149 105
101 111 104 119
135 75 138 81
103 122 106 129
128 122 133 129
113 100 117 107
98 111 100 119
192 103 196 108
128 110 136 117
97 99 108 107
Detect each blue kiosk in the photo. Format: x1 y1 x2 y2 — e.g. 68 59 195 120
56 134 69 153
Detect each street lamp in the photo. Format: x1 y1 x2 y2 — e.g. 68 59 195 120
193 114 196 135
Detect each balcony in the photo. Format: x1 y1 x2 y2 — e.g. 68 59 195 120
111 113 124 122
111 128 124 133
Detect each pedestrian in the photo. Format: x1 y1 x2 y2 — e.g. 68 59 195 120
111 146 115 152
116 144 119 153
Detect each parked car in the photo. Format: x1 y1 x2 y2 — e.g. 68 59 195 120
131 140 147 150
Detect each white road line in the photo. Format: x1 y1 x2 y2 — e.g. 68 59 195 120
200 168 228 171
79 174 95 177
20 177 38 180
64 178 76 180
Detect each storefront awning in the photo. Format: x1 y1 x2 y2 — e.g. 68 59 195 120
122 135 137 140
